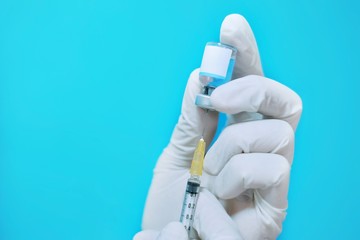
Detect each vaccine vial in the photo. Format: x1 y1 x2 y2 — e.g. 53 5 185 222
195 42 237 110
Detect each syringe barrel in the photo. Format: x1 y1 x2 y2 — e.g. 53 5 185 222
180 177 201 237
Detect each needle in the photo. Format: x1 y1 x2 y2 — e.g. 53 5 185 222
201 109 209 139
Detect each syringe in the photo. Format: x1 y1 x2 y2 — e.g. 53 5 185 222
180 138 206 239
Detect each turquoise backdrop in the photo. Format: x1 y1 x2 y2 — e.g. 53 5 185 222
1 0 359 239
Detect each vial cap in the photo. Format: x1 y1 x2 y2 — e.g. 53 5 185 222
195 94 215 110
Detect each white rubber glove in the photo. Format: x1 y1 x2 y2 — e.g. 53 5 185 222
141 14 302 240
134 189 242 240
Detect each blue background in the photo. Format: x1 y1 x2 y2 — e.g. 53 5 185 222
1 0 359 239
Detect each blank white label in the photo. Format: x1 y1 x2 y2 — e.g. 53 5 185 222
200 45 232 78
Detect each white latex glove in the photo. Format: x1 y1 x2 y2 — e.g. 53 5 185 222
141 14 302 240
134 189 243 240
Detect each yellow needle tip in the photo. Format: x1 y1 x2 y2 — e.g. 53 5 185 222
190 138 206 176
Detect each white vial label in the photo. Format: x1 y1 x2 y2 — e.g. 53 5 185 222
200 45 232 79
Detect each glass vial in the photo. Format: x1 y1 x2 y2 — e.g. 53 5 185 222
195 42 237 110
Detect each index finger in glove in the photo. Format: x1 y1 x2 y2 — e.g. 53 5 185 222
210 75 303 130
204 119 294 175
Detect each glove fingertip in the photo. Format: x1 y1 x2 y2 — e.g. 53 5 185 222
133 230 159 240
158 222 188 240
210 86 237 114
203 159 221 176
220 13 264 78
220 14 248 37
194 189 244 240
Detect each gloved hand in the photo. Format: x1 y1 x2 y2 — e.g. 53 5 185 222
139 14 302 240
134 189 243 240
